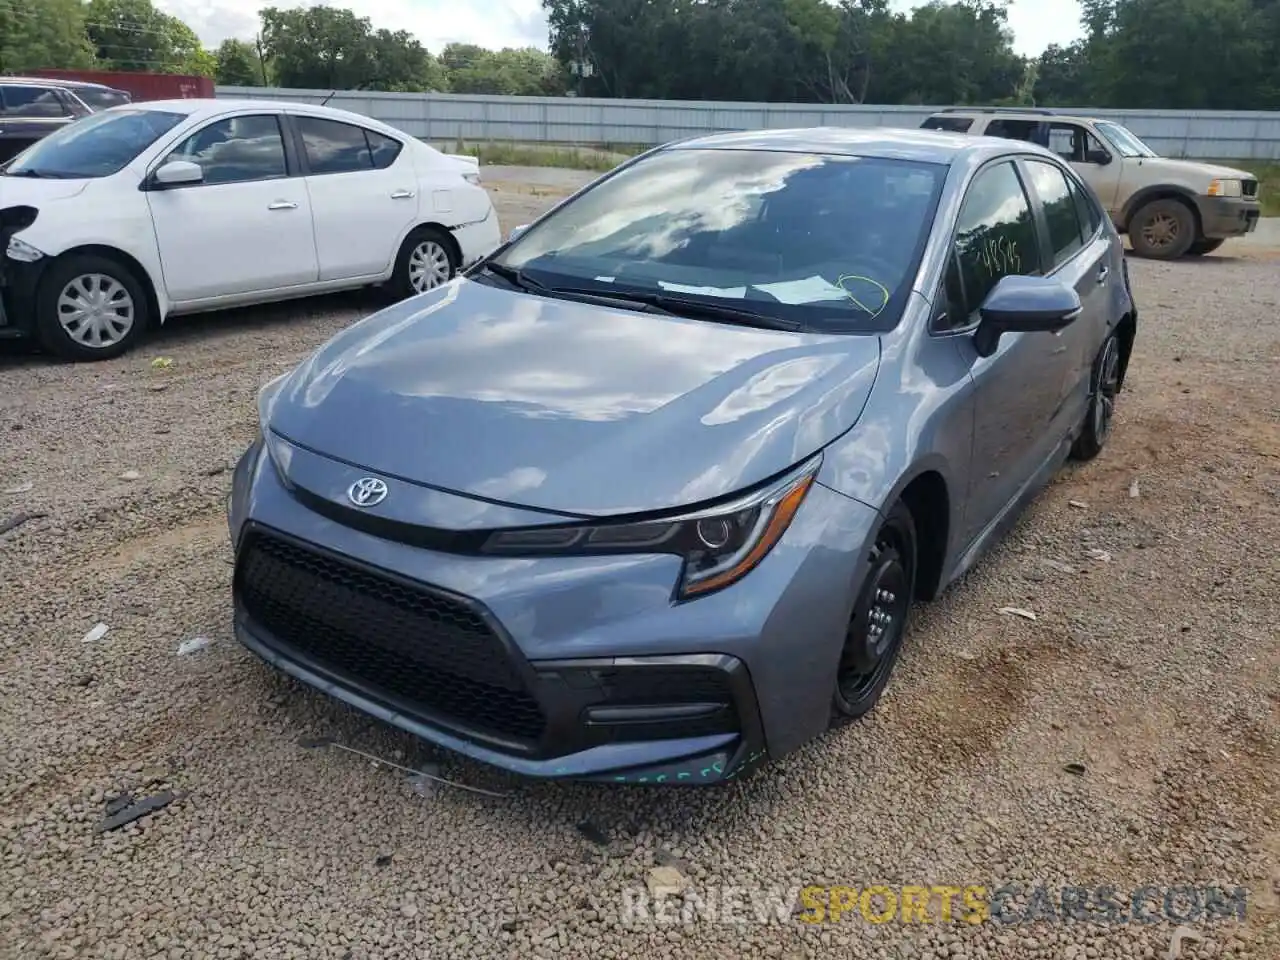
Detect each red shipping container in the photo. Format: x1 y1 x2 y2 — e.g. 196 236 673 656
20 69 214 102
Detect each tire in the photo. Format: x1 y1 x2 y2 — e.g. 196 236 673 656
1127 198 1196 260
35 254 149 362
831 499 918 724
390 226 459 299
1070 330 1122 462
1185 237 1225 257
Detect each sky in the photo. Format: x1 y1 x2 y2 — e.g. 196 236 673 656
156 0 1084 61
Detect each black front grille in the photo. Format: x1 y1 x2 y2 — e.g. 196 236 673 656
235 529 545 743
1242 180 1258 198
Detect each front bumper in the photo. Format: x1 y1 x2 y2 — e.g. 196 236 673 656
0 242 47 339
226 436 879 784
1195 196 1262 238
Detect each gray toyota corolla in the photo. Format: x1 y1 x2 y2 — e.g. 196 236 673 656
228 127 1137 785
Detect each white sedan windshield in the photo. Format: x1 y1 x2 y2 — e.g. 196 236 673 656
5 109 186 179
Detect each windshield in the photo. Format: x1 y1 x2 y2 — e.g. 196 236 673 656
1094 121 1158 159
490 147 948 334
4 108 185 179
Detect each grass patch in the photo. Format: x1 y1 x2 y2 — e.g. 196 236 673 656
433 139 641 172
1205 159 1279 217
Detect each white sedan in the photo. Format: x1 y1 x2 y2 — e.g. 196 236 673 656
0 98 502 361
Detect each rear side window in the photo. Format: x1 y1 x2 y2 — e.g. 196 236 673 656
922 116 973 133
1023 159 1085 267
1 85 70 118
945 160 1041 325
297 116 404 174
75 87 131 110
984 118 1047 146
367 130 403 169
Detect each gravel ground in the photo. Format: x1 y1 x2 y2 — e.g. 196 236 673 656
1 179 1277 960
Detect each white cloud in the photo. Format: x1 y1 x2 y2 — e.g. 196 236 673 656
158 0 1080 62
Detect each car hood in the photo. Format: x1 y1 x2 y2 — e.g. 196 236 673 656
0 176 91 204
266 278 881 518
1139 157 1255 183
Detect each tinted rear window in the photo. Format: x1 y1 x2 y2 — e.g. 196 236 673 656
74 87 132 110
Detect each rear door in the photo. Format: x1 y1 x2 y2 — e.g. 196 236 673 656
289 114 420 281
0 84 74 160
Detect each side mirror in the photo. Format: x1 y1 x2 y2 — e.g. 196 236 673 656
1085 149 1111 166
507 224 530 242
152 159 203 188
973 275 1082 357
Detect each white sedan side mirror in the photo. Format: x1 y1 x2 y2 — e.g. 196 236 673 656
153 160 204 187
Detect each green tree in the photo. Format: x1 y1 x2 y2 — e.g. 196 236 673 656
214 38 265 86
0 0 97 73
85 0 213 75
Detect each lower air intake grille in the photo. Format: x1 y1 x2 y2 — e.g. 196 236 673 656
235 529 545 743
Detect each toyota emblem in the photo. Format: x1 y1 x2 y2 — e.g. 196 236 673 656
347 477 388 507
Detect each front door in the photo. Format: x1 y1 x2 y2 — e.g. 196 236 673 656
292 114 420 282
146 113 319 303
940 159 1076 547
1049 122 1124 216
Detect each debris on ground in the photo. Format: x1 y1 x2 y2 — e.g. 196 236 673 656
577 819 611 847
81 623 109 644
1068 499 1088 509
374 854 393 868
297 736 512 798
150 357 173 369
998 607 1037 621
176 636 212 656
1041 559 1077 574
119 470 141 481
0 511 46 536
1088 548 1113 562
2 481 33 495
1129 478 1141 499
1063 763 1087 777
646 865 688 897
96 790 181 833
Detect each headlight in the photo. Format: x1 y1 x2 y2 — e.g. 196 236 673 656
1207 178 1243 198
6 236 45 263
481 454 822 600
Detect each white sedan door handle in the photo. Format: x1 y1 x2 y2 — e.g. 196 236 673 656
390 190 416 200
268 200 298 211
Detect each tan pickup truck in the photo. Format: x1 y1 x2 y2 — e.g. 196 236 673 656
921 107 1263 259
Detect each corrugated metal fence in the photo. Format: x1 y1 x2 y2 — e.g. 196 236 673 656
216 87 1280 160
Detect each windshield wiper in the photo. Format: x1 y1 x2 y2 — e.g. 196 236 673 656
4 169 46 178
547 288 803 332
474 260 548 293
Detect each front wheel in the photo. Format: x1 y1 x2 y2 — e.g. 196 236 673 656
831 500 917 724
36 254 149 362
390 227 458 299
1127 198 1195 260
1070 331 1122 461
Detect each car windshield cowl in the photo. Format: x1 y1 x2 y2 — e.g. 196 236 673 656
487 146 947 336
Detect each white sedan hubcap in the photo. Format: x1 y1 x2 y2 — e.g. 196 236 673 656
58 274 135 348
408 241 452 292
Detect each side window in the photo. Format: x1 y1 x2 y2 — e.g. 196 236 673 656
2 85 70 118
366 130 404 169
922 116 974 133
164 114 288 185
1024 159 1085 268
984 119 1041 143
1066 172 1104 238
941 161 1041 329
1048 123 1084 162
297 116 375 174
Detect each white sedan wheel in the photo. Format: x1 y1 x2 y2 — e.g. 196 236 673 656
408 240 453 292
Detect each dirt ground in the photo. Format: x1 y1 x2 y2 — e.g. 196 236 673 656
0 177 1277 960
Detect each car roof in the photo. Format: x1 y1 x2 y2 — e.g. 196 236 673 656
2 76 118 90
667 125 1019 165
931 108 1100 125
127 98 411 138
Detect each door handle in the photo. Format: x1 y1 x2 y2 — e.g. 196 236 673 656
268 200 298 211
390 190 415 200
1096 264 1110 284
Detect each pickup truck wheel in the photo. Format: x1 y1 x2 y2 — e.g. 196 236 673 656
35 254 149 362
1128 198 1195 259
1186 238 1225 256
